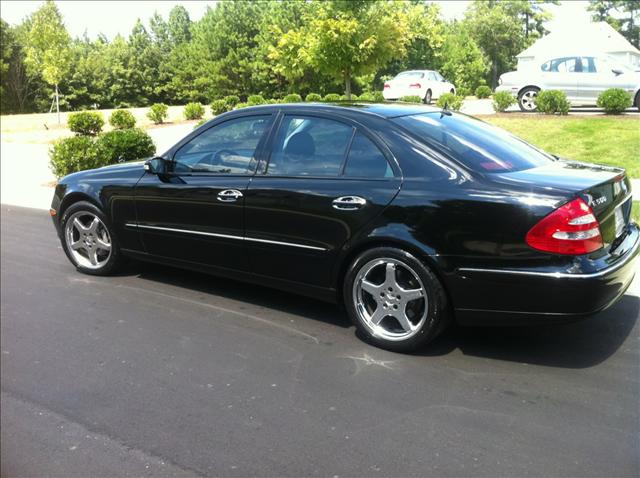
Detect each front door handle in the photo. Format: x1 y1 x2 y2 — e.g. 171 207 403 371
217 189 243 202
332 196 366 210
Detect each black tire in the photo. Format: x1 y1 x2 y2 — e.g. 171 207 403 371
635 92 640 112
423 89 432 104
343 247 450 353
518 86 539 112
59 200 124 275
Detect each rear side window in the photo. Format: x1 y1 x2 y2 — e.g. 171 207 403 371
344 132 392 178
392 113 554 173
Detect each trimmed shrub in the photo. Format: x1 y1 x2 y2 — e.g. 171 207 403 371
323 93 341 102
372 91 385 102
183 102 205 120
96 128 156 163
597 88 632 114
265 98 281 104
283 93 302 103
49 136 103 178
340 94 348 101
536 90 570 115
247 95 266 105
234 102 249 109
147 103 168 124
357 92 375 101
67 111 104 136
456 87 471 98
492 91 517 112
224 95 240 107
435 93 464 111
399 95 422 103
210 99 230 115
305 93 322 102
475 85 492 99
109 109 136 129
194 118 209 129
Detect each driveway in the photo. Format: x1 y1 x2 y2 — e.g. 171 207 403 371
0 123 195 210
1 205 639 477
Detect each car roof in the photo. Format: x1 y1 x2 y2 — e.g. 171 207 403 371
229 102 442 119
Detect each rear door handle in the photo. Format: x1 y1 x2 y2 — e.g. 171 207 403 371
217 189 243 202
332 196 366 210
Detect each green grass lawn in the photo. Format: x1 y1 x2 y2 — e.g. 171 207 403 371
481 115 640 178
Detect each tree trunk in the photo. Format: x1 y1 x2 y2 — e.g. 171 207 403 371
491 55 498 90
55 83 60 124
344 72 351 100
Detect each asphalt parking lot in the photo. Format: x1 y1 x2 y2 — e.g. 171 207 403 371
1 205 639 477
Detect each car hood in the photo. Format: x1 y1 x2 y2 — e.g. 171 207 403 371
62 159 146 183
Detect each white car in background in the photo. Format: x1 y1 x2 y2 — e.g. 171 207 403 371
497 55 640 111
383 70 456 104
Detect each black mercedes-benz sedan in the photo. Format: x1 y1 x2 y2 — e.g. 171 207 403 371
50 103 639 352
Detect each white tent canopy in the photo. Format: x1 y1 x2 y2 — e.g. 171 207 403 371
516 22 640 70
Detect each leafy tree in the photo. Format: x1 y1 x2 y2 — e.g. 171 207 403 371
24 0 71 122
168 5 192 44
465 1 527 88
273 0 412 99
439 22 488 93
587 1 640 47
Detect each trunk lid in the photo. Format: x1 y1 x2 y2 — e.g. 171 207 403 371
497 159 633 248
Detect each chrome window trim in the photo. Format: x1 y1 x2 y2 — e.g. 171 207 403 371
125 223 327 251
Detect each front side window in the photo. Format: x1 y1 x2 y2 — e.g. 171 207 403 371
434 71 444 81
580 57 597 73
266 116 354 176
173 115 270 174
542 57 580 73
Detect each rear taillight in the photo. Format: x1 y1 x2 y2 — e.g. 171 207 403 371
409 83 421 89
526 197 603 255
384 83 390 89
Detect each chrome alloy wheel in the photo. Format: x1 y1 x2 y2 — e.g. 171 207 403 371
352 258 428 341
64 211 112 269
520 90 538 111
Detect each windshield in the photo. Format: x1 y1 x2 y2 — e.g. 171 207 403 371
392 113 555 173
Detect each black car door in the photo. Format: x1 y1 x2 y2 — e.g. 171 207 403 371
244 112 402 288
133 114 273 271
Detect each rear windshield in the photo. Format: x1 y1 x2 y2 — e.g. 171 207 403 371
392 113 554 173
396 71 424 79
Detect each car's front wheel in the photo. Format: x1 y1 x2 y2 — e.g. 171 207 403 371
60 201 123 275
518 87 539 112
343 247 450 352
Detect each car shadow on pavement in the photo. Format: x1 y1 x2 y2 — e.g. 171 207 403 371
133 261 352 329
132 262 637 369
420 295 639 369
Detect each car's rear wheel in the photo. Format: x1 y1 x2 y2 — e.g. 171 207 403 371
60 201 123 275
423 89 432 104
518 87 539 112
635 91 640 112
343 247 450 352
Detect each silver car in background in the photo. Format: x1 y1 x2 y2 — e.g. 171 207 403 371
497 55 640 111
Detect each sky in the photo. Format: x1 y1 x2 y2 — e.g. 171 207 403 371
0 0 593 40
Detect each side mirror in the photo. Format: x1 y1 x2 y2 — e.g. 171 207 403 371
144 157 169 174
612 69 623 76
